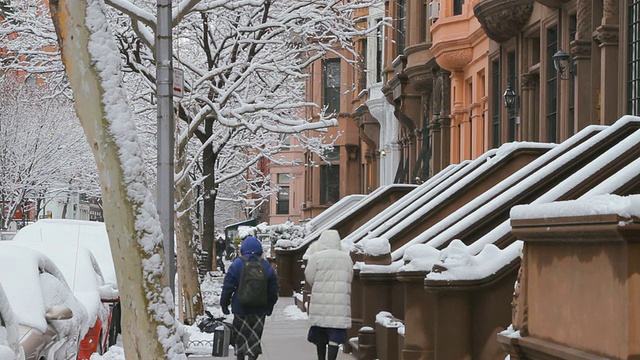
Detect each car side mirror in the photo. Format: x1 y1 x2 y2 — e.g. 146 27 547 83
45 306 73 321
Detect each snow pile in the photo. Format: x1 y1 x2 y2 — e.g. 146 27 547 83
238 225 255 239
362 237 390 256
511 194 640 220
12 242 109 335
398 244 441 272
426 240 523 281
375 311 403 328
359 260 403 274
0 243 89 340
283 305 309 320
499 324 521 339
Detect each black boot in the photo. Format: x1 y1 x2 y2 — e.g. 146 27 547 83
327 345 339 360
236 355 244 360
316 344 326 360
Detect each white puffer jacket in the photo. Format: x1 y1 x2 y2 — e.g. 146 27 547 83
305 229 353 329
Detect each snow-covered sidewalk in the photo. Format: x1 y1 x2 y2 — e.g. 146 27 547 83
191 296 353 360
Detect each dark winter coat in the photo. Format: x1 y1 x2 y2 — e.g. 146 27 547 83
220 236 278 316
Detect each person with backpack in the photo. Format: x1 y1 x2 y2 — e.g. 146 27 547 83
305 229 353 360
220 236 278 360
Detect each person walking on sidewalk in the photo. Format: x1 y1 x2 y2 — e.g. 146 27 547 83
216 237 226 274
305 229 354 360
220 236 278 360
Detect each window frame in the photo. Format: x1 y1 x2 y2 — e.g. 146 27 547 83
323 58 341 114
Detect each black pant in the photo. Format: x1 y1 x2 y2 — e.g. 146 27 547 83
316 344 339 360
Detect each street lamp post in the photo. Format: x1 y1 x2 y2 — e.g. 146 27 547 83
156 0 175 294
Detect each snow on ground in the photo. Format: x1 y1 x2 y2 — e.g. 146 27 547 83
283 305 308 320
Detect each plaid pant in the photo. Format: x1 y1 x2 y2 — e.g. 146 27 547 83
233 314 265 356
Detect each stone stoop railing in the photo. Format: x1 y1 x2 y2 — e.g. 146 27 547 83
374 312 404 360
275 185 415 297
503 205 640 359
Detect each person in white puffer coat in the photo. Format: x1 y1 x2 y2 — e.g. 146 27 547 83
305 229 353 360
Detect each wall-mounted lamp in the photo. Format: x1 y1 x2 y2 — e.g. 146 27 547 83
552 49 576 80
503 84 518 110
380 149 387 157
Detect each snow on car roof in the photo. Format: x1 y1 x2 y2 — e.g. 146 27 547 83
0 243 68 332
12 219 117 287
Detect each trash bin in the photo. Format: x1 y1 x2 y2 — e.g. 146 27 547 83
212 324 230 357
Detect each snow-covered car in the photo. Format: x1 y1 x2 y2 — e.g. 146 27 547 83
13 242 115 359
13 220 117 287
0 283 24 360
12 220 120 356
0 243 87 360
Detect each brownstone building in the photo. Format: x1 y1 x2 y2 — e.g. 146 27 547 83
287 1 640 360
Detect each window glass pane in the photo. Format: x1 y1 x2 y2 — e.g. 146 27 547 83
323 147 340 161
454 0 464 15
276 186 289 214
277 173 290 184
547 26 558 143
320 165 340 205
377 18 383 82
629 1 640 115
323 59 341 113
508 51 517 142
492 60 501 148
397 0 406 55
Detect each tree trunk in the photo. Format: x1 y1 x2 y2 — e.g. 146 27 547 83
174 138 203 325
201 145 216 272
48 1 185 359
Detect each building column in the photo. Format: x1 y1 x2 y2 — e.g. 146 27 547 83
449 71 465 164
595 0 619 124
521 73 538 141
430 118 443 173
572 0 594 129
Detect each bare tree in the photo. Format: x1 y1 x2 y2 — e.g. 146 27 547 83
2 0 381 336
110 0 380 275
0 77 99 230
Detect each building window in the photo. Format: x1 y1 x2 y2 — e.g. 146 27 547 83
507 51 517 142
376 18 383 82
629 1 640 115
276 186 289 214
276 173 290 214
320 165 340 205
281 134 290 146
453 0 464 15
323 59 341 114
397 0 406 55
546 26 558 143
492 59 501 148
278 173 290 184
